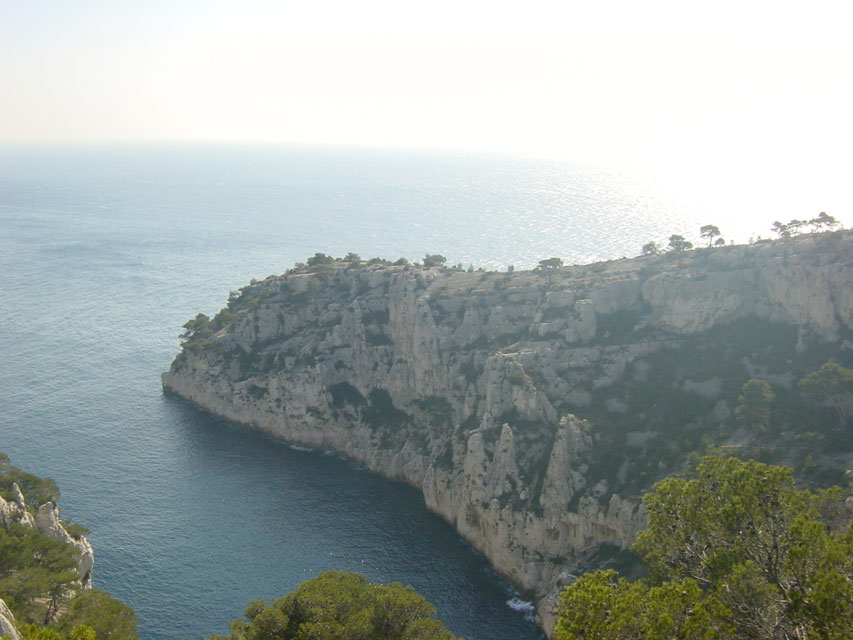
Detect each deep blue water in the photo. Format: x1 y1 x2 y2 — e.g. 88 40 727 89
0 145 713 639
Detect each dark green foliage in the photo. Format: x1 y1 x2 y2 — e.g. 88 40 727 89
60 521 90 541
363 390 412 433
55 590 138 640
772 221 791 239
212 308 238 331
180 313 215 353
0 522 79 625
733 378 774 432
556 570 727 640
557 456 853 640
210 571 459 640
593 308 646 345
0 455 138 639
422 254 447 268
458 359 481 384
365 331 393 346
539 306 569 322
19 624 68 640
699 224 722 247
246 384 268 399
362 309 389 325
641 241 659 256
413 396 452 427
18 624 101 640
328 382 366 408
0 455 59 508
808 211 840 232
667 235 693 252
434 443 455 470
787 219 807 236
306 253 334 267
577 317 851 499
537 257 563 269
637 456 852 638
798 361 853 428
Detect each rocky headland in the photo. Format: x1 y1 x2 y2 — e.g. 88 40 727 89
162 231 853 636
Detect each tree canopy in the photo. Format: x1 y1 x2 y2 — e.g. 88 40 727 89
422 254 447 268
180 313 214 352
0 522 80 625
699 225 722 247
732 378 775 432
798 362 853 429
0 455 59 509
771 221 791 239
667 235 692 252
208 571 459 640
306 253 335 267
538 257 563 269
808 212 840 233
55 590 137 640
641 241 659 256
556 456 853 640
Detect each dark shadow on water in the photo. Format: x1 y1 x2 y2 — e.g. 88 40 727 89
160 395 545 640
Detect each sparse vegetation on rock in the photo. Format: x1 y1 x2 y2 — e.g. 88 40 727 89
0 455 137 640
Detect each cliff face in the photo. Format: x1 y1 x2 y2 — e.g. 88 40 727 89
0 598 21 640
163 232 853 635
0 481 97 640
0 482 94 589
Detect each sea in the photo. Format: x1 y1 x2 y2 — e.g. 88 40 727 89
0 144 769 639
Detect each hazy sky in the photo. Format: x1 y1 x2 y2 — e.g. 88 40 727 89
2 0 851 223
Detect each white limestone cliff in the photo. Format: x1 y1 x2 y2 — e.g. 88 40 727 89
0 598 21 640
36 502 94 589
162 231 853 637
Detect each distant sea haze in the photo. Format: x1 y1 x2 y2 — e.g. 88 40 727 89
0 145 728 639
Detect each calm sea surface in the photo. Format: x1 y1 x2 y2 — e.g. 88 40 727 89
0 145 715 639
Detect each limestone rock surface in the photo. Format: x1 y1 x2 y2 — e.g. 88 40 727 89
0 598 21 640
163 231 853 637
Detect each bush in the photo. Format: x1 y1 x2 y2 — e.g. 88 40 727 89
556 456 853 640
211 571 458 640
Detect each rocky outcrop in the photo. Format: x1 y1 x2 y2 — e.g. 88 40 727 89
0 483 36 529
35 502 94 589
0 598 21 640
0 483 94 589
163 231 853 636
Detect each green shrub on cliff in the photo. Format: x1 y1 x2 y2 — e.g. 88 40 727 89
55 590 137 640
733 378 775 433
0 455 138 640
422 254 447 268
180 313 214 352
798 362 853 429
555 456 853 640
0 522 80 625
0 455 59 508
206 570 459 640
